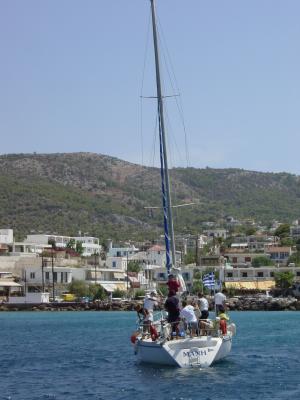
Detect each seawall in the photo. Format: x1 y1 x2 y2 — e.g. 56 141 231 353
1 296 300 312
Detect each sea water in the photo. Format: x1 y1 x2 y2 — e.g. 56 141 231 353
0 311 300 400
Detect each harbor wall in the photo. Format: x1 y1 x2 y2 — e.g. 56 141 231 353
1 296 300 311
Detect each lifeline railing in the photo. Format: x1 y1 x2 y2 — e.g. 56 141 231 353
136 314 224 340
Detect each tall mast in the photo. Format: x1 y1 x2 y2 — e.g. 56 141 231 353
150 0 176 272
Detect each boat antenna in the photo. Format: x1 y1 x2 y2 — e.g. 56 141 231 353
150 0 176 274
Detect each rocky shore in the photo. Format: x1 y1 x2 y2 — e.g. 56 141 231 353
1 296 300 312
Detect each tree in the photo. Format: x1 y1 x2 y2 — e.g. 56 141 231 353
274 224 290 239
127 260 141 273
48 238 56 249
251 256 274 267
191 280 203 294
75 241 84 255
66 238 76 250
274 271 294 289
245 227 256 236
134 289 145 299
112 288 126 298
88 284 107 300
280 237 293 246
184 251 196 264
68 280 89 298
157 285 168 297
193 271 202 280
287 252 300 267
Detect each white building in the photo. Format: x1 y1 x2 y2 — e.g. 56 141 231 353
204 228 228 240
106 240 139 258
24 234 101 257
144 245 181 268
101 256 128 271
0 229 14 244
24 265 73 289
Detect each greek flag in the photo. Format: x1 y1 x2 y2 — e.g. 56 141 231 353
202 272 215 289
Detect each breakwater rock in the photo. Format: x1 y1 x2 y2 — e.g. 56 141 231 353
225 296 300 311
0 300 138 312
1 296 300 312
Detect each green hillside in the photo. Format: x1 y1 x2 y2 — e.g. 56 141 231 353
1 153 300 242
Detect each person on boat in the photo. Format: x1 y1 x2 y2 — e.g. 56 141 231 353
180 300 198 337
197 292 209 320
214 290 227 314
164 290 180 336
143 291 158 329
218 305 229 321
167 274 180 295
134 303 147 323
217 305 229 335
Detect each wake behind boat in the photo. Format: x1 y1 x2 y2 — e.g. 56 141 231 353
131 0 236 368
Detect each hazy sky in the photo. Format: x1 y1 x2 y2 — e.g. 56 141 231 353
1 0 300 174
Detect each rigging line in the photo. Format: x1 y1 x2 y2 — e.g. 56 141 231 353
151 30 183 167
164 105 185 166
157 16 191 167
151 113 158 169
139 7 152 167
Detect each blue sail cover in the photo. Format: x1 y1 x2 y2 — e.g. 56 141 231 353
158 105 171 274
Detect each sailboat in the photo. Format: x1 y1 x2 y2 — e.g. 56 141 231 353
132 0 236 368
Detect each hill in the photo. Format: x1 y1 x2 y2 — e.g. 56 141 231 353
1 152 300 242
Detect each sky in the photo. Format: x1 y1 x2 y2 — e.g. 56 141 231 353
1 0 300 174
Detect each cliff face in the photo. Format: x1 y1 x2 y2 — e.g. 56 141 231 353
1 152 300 241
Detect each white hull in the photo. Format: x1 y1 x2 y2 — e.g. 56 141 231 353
135 333 232 368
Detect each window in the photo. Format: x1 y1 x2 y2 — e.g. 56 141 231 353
61 272 64 283
245 257 251 262
158 272 166 280
112 261 117 268
227 272 233 278
117 251 121 257
297 272 300 277
233 257 238 263
30 272 35 279
45 272 50 280
257 272 264 278
64 272 68 282
270 272 274 277
242 272 248 278
53 272 57 282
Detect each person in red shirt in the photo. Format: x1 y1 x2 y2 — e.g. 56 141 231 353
167 274 180 295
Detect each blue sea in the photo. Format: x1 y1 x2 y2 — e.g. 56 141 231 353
0 311 300 400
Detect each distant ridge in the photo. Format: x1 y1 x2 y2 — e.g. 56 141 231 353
1 152 300 241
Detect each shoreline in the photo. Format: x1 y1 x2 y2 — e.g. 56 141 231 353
1 296 300 312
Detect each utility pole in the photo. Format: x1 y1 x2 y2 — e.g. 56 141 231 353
51 250 55 302
94 252 97 285
126 251 129 294
195 235 199 265
41 254 45 293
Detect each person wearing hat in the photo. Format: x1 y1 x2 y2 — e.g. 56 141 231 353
143 291 158 329
217 305 230 335
218 305 229 321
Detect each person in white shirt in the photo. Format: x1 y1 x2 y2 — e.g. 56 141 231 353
143 291 158 325
214 290 226 314
180 300 198 336
197 292 209 319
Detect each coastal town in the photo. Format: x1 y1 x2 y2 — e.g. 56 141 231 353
1 215 300 310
